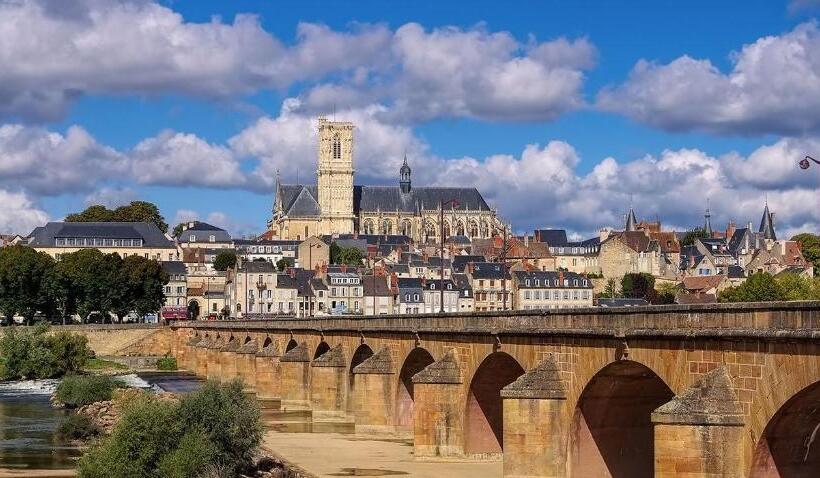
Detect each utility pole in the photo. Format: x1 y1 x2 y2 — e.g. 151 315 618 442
439 199 459 313
799 155 819 236
501 224 508 311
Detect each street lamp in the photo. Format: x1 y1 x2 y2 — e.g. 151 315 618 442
799 155 819 235
439 199 460 313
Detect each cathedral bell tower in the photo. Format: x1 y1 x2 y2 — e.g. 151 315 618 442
400 155 412 194
317 117 355 234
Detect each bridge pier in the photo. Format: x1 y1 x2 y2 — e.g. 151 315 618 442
235 338 258 393
269 341 313 432
350 347 396 435
194 336 211 377
219 338 240 382
181 334 201 372
500 357 568 478
205 336 223 381
411 349 466 458
652 366 745 478
254 338 282 409
310 345 354 433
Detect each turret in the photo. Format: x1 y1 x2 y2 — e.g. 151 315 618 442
759 202 776 241
400 155 412 194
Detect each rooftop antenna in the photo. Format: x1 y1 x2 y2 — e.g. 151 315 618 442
296 167 299 185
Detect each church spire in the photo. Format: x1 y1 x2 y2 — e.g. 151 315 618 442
400 154 412 194
704 199 713 237
759 200 776 241
625 205 637 232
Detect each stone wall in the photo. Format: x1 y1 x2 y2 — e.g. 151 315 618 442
57 324 173 357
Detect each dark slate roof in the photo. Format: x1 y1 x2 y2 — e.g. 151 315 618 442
358 186 491 213
276 274 298 289
452 255 486 273
27 222 175 249
397 277 423 290
469 262 510 280
452 273 473 297
386 263 410 274
727 265 745 279
423 279 456 291
759 204 777 240
534 229 569 246
446 235 471 245
513 271 592 288
238 261 277 273
186 222 223 232
277 185 320 218
180 222 231 243
161 261 187 275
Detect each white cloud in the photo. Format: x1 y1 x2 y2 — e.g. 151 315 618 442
597 22 820 135
130 130 246 188
0 189 49 234
0 124 127 195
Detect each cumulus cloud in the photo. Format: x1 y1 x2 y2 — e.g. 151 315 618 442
0 2 592 123
597 22 820 136
83 186 138 208
0 124 127 195
130 131 246 188
0 189 49 234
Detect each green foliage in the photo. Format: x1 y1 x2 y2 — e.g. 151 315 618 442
213 251 237 272
719 272 784 302
680 227 710 247
55 375 118 408
791 233 820 275
601 278 619 298
66 201 168 233
177 380 263 474
330 242 364 266
775 273 820 301
156 357 178 371
78 380 262 478
275 257 295 271
84 358 128 371
0 245 56 324
620 273 655 299
0 324 90 380
653 282 679 305
172 223 186 238
56 413 101 442
157 430 217 478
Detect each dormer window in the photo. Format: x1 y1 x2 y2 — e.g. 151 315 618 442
209 235 215 242
525 279 530 286
534 279 539 286
431 283 435 290
189 235 196 242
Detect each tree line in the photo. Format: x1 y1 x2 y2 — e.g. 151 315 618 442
0 245 168 324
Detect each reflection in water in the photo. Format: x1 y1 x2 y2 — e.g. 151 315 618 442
0 380 81 470
0 372 204 472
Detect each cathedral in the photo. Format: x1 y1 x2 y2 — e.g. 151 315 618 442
268 117 502 243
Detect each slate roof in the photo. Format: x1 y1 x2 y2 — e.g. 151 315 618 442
237 261 277 273
27 222 175 249
727 265 745 279
452 255 486 273
277 184 491 217
161 261 187 275
513 271 592 288
604 231 653 253
534 229 569 246
180 222 231 243
362 276 392 296
469 262 510 280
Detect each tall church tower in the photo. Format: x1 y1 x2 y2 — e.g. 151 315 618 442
316 117 355 234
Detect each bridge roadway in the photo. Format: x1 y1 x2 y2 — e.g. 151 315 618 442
169 301 820 478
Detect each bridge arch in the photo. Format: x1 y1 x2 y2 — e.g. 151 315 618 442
285 338 298 353
314 341 331 360
395 347 435 431
464 351 525 456
750 379 820 478
569 359 674 478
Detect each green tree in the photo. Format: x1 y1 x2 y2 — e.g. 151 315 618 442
276 257 295 271
621 272 655 299
654 282 679 304
330 242 364 266
65 201 168 233
774 273 820 301
718 272 784 303
120 255 169 321
56 249 115 323
601 278 619 298
213 251 237 271
172 222 186 238
0 245 55 324
680 227 710 247
791 233 820 275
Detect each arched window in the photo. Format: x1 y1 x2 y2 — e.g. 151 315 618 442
381 220 393 235
332 133 341 159
456 221 465 236
469 221 479 238
363 219 375 235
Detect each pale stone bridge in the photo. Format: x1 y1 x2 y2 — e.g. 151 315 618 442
169 302 820 478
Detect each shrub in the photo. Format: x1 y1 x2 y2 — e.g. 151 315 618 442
78 380 262 478
55 375 118 408
177 380 262 475
156 357 178 371
157 429 217 478
0 324 90 380
83 358 128 371
78 397 181 478
56 413 101 442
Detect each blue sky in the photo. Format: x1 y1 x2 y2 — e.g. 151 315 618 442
2 0 820 238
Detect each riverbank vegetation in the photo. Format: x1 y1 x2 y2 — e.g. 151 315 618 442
54 375 119 408
77 380 262 478
0 324 91 380
155 357 178 371
719 272 820 302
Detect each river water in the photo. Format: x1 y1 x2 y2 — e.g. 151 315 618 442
0 372 204 473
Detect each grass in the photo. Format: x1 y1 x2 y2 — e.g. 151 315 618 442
156 357 178 371
83 358 128 371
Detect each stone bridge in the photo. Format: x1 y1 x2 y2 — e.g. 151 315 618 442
169 301 820 478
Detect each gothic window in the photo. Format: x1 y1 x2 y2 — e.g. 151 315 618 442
381 219 393 235
332 133 341 159
424 221 436 243
443 221 451 240
363 219 375 235
456 220 465 236
469 221 479 238
400 219 412 236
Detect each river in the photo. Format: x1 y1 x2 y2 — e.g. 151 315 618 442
0 372 204 475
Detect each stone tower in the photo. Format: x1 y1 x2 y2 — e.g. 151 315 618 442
316 117 355 234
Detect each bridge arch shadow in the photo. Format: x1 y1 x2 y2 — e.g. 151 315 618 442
314 341 331 360
464 351 525 456
395 347 435 431
570 359 673 478
750 379 820 478
285 338 298 353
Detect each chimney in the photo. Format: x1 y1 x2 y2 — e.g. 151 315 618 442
340 264 348 273
725 221 736 240
421 277 426 287
524 235 529 247
288 268 296 279
558 271 564 285
468 262 475 274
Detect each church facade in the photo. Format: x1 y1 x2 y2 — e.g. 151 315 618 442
268 117 502 243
